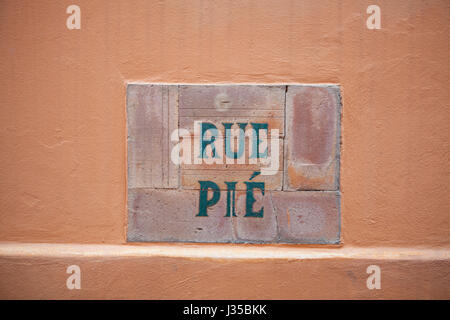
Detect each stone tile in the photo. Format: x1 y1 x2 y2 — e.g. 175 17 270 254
127 190 340 244
181 137 284 191
126 83 341 244
179 85 285 137
178 85 285 191
181 169 283 191
272 191 340 244
127 188 233 243
284 85 340 191
127 84 178 189
233 191 278 242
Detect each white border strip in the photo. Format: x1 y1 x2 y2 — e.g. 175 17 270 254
0 243 448 261
126 82 341 86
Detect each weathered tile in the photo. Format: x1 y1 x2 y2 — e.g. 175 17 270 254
272 191 340 244
127 83 341 244
127 189 233 243
179 85 285 137
181 169 283 191
127 84 179 188
179 85 285 191
127 189 339 244
181 137 283 191
233 191 278 242
284 85 340 191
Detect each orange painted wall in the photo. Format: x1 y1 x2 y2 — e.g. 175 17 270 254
0 0 449 249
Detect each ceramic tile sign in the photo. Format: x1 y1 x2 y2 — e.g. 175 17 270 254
127 84 341 244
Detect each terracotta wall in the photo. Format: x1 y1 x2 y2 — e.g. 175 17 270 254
0 0 449 299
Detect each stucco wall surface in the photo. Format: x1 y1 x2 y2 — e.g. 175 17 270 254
0 0 448 299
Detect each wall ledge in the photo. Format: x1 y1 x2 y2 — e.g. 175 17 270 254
0 242 448 261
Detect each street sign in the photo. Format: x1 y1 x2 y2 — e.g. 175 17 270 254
127 84 341 243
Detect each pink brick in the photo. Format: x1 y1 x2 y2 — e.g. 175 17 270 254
127 84 178 189
233 191 277 242
128 188 339 244
179 85 285 137
284 85 340 191
127 189 233 243
272 191 340 244
180 137 284 191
